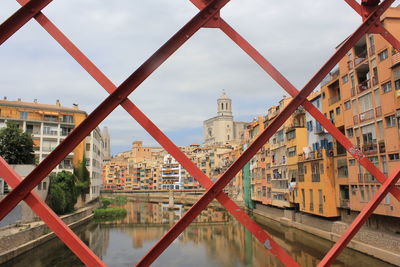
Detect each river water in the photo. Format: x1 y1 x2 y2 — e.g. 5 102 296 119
2 199 395 267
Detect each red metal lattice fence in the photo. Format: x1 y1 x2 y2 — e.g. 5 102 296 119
0 0 399 266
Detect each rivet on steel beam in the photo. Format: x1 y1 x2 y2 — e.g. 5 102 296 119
264 240 272 250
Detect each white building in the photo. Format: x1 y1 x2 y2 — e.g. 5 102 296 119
203 91 247 146
161 154 182 190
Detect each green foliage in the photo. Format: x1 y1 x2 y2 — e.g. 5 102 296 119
73 155 90 195
46 171 78 215
94 208 127 221
113 196 127 205
0 121 35 164
100 197 112 209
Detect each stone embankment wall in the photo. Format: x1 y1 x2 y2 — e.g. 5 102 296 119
0 202 99 264
253 203 400 266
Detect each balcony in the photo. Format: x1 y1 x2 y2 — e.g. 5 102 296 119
328 94 341 106
340 199 350 209
364 173 379 183
362 142 377 155
392 52 400 67
359 109 374 123
354 50 368 66
357 79 371 94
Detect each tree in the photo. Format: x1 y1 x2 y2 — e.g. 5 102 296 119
74 155 90 195
46 171 78 214
0 121 35 164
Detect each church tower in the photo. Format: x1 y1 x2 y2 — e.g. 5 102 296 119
217 91 232 117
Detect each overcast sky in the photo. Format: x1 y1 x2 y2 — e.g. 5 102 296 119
1 0 386 155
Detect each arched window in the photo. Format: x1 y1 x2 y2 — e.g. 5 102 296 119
221 103 224 110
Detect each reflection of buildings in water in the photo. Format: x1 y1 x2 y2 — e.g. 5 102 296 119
97 201 386 267
82 223 110 259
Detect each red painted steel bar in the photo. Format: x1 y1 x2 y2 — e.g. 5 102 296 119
345 0 400 52
0 0 230 222
191 0 400 201
0 157 105 267
0 0 53 45
137 1 394 264
318 166 400 266
13 4 299 265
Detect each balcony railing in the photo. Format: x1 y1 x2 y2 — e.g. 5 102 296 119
392 52 400 67
328 94 341 105
357 79 371 94
359 109 374 123
362 142 377 155
354 50 368 66
364 173 379 183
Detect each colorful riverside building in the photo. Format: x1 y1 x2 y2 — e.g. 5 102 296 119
330 7 400 218
0 98 107 201
247 7 400 221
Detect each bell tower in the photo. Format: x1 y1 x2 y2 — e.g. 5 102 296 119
217 90 232 117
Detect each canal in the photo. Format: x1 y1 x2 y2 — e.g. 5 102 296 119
2 199 395 267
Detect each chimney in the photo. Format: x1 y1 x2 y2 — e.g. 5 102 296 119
56 99 61 106
73 103 78 110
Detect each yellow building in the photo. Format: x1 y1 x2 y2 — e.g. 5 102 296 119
0 98 87 173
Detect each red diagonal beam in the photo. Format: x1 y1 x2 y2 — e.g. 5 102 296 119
217 19 400 201
137 1 394 265
15 4 299 265
0 158 105 267
345 0 400 52
318 166 400 266
0 0 53 45
192 0 400 201
0 0 230 222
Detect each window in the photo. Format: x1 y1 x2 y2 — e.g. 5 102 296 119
342 75 348 83
382 81 392 93
86 143 91 151
62 115 74 123
344 101 351 110
395 79 400 90
288 146 296 157
346 128 354 137
287 130 296 140
385 115 396 127
349 159 356 166
307 121 313 132
378 49 388 61
336 107 341 115
385 194 391 204
20 112 28 120
360 185 365 201
389 153 400 161
322 92 325 99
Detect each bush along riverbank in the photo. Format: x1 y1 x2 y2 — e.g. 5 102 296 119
93 197 128 221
